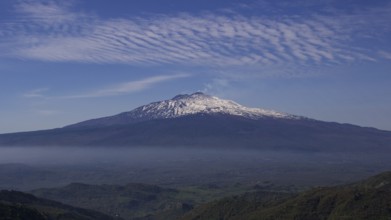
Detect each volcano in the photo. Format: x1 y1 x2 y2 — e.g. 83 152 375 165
0 92 390 152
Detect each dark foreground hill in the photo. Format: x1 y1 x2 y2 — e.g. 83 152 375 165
181 171 391 220
0 190 118 220
31 182 190 220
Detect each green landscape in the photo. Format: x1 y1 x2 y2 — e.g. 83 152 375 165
1 171 391 219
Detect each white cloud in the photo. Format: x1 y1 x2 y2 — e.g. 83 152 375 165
63 74 191 98
2 0 391 75
378 51 391 60
23 88 49 98
35 109 60 116
17 1 73 23
21 74 190 99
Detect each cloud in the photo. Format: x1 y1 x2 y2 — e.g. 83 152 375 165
63 74 190 98
378 51 391 60
22 74 190 99
1 0 391 75
16 0 77 24
203 78 229 91
35 109 60 116
23 88 50 98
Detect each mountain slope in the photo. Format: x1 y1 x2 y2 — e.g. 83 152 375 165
0 93 390 152
0 190 119 220
181 171 391 220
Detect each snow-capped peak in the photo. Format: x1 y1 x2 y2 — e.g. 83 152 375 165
66 92 301 128
125 92 299 120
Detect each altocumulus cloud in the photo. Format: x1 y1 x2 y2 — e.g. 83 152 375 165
1 0 391 69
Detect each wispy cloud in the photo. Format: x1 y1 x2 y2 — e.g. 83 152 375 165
22 74 190 99
23 88 50 98
16 0 79 24
2 0 391 75
34 109 60 116
378 51 391 60
63 74 190 98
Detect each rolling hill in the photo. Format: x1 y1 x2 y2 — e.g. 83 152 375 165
31 182 186 220
181 171 391 220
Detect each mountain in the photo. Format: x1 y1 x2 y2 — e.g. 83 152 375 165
0 190 119 220
181 171 391 220
66 92 300 128
0 92 391 152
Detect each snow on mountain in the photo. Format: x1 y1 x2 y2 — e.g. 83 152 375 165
67 92 301 128
127 92 299 120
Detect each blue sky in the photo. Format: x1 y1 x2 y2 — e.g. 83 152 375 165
0 0 391 133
